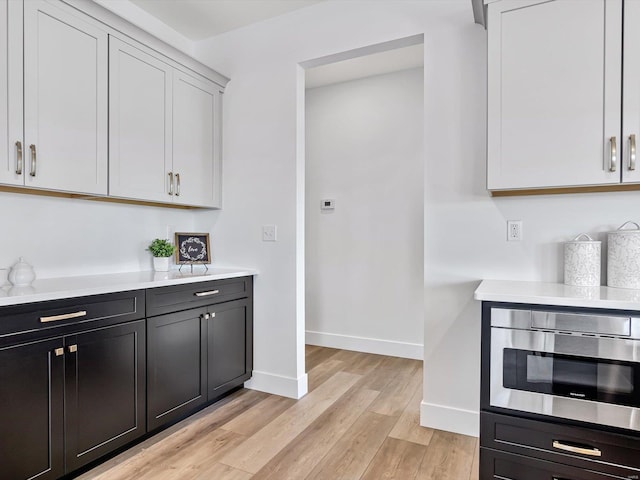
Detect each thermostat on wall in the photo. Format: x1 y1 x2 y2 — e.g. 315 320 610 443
321 199 335 211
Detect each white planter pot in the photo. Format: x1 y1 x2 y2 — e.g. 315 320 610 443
153 257 170 272
608 221 640 289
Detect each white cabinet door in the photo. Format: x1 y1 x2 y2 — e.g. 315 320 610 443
172 70 222 208
623 0 640 184
487 0 622 190
109 37 173 202
0 0 23 186
23 0 107 195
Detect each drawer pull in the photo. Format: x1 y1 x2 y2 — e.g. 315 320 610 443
552 440 601 457
54 347 64 357
68 344 77 353
194 290 220 297
40 310 87 323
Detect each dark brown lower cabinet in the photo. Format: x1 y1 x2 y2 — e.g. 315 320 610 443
147 309 207 431
145 278 254 431
146 297 253 431
207 298 252 400
0 320 146 480
0 338 65 480
65 321 146 472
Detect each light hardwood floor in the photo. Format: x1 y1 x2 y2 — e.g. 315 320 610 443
78 346 479 480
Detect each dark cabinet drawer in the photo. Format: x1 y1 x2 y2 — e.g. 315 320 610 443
146 277 250 317
0 290 145 346
481 412 640 477
480 448 629 480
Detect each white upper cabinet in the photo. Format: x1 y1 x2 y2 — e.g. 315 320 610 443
0 0 23 186
23 0 108 195
108 36 222 208
172 71 222 208
487 0 622 191
623 1 640 184
0 0 226 207
109 37 172 202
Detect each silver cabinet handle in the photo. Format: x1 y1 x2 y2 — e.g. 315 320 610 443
194 290 219 297
552 440 601 457
630 134 636 171
168 172 174 195
609 137 617 172
68 344 78 353
175 173 181 196
54 347 64 357
15 141 22 175
40 310 87 323
29 144 36 176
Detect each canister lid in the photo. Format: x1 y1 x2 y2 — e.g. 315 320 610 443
608 221 640 235
566 233 600 244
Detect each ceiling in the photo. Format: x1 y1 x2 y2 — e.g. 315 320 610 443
130 0 325 40
124 0 423 88
305 43 424 89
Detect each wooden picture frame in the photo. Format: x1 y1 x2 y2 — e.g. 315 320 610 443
175 233 211 265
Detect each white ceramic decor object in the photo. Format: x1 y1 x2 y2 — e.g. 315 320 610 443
564 233 601 287
153 257 170 272
8 257 36 287
608 221 640 289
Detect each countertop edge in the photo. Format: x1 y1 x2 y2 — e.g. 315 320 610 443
0 267 258 307
475 280 640 311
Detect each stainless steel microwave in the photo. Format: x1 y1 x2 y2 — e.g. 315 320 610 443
489 307 640 432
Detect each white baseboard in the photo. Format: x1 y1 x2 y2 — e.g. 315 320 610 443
306 330 423 360
244 370 308 399
420 401 479 437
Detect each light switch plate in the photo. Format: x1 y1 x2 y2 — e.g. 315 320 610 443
262 225 277 242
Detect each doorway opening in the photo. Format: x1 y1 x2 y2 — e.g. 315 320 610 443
298 35 425 383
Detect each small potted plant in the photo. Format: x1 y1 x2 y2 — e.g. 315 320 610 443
148 238 175 272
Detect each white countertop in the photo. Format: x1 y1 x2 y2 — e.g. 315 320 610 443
475 280 640 310
0 267 258 307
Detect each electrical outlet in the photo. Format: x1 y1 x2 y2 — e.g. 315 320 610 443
507 220 523 242
262 225 277 242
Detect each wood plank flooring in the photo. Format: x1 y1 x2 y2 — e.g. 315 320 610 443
78 346 479 480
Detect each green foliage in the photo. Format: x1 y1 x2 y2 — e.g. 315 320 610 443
148 238 175 257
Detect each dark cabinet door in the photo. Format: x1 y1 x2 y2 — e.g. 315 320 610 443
147 308 207 431
64 320 146 472
207 298 252 399
0 338 64 480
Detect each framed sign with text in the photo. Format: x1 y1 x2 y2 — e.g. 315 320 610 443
175 233 211 265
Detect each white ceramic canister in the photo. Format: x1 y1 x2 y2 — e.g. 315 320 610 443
607 221 640 289
564 233 601 287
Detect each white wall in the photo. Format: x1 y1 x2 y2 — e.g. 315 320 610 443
305 68 424 359
0 192 197 279
191 0 640 437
